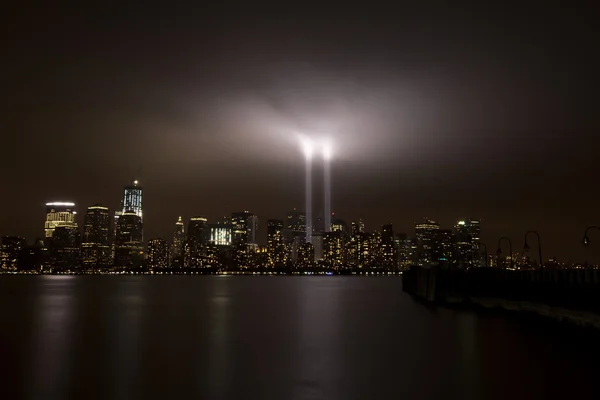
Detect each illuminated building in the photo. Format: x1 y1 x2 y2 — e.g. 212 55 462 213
114 210 144 269
331 218 347 234
210 224 233 246
81 204 111 269
415 218 440 267
290 236 303 263
438 229 455 266
44 202 77 239
231 211 257 266
172 216 185 266
121 180 143 220
395 233 415 269
147 238 170 269
351 219 365 237
346 236 358 266
311 232 324 262
381 224 396 268
1 236 27 271
205 224 233 268
368 232 383 266
254 245 269 265
323 231 344 267
285 209 306 242
112 180 143 262
49 226 80 270
355 232 370 267
267 219 287 266
231 211 251 245
454 219 482 268
297 242 314 267
247 214 258 248
185 216 208 268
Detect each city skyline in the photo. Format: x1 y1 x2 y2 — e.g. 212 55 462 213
1 178 600 265
2 5 599 399
2 4 599 262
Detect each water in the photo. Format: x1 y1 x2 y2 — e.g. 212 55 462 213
0 276 598 400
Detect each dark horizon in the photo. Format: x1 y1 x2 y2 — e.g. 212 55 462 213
2 3 599 262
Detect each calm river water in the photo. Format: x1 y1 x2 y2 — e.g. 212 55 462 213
0 276 598 399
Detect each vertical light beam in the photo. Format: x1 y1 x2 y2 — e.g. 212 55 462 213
301 137 313 243
323 141 332 232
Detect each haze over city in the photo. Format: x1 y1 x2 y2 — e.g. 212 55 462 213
3 3 600 400
2 2 599 263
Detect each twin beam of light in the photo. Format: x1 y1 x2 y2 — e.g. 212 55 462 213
300 137 333 242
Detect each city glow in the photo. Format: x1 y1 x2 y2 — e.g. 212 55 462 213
322 139 332 160
300 136 314 159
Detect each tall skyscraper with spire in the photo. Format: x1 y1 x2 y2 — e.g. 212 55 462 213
121 180 143 220
112 179 144 263
172 216 185 266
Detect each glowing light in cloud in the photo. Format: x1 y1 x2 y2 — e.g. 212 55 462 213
299 136 314 159
322 139 332 160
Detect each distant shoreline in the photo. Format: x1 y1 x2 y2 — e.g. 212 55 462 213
0 270 404 276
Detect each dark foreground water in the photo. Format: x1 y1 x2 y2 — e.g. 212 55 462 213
1 276 599 400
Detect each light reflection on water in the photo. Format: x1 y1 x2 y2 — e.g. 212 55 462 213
108 278 145 400
0 276 599 400
27 276 75 400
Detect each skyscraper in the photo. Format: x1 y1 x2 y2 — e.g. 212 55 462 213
208 223 234 268
439 229 455 266
114 210 144 269
81 204 111 269
148 238 170 269
49 226 81 270
210 224 233 246
368 232 383 266
323 231 344 267
297 242 315 267
415 218 440 267
231 211 251 245
247 214 259 250
355 232 370 267
351 219 365 237
185 216 208 268
454 219 482 268
172 216 185 266
285 209 306 242
231 211 254 267
122 180 143 220
331 218 348 234
1 236 27 271
381 224 396 268
267 219 286 266
395 233 416 270
44 202 77 238
113 180 144 263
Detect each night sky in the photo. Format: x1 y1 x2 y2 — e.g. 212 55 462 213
2 3 599 262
